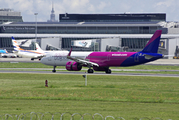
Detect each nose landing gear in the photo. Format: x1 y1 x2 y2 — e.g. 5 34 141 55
52 66 56 73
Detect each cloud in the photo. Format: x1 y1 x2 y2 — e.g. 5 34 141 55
155 0 174 7
88 4 96 12
98 2 107 11
153 0 179 21
62 0 90 13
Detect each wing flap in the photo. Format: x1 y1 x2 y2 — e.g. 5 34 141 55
67 54 99 67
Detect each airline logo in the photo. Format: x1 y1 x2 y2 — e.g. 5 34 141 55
112 54 127 56
12 40 21 50
72 40 92 48
79 41 88 47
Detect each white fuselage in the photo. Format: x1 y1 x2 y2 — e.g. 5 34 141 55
41 51 92 66
14 50 44 58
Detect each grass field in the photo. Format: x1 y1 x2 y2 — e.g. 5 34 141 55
0 72 179 119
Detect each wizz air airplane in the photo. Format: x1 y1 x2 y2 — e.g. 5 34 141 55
12 37 45 60
41 30 164 74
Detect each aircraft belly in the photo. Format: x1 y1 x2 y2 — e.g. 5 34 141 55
21 54 32 58
54 59 68 66
20 53 35 58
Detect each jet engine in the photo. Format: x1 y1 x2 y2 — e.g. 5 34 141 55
66 61 82 71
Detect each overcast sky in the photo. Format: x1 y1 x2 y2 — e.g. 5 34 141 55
1 0 179 22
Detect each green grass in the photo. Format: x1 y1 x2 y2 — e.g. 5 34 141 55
0 73 179 119
0 62 53 68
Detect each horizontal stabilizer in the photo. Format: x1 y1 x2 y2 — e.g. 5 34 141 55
143 54 155 59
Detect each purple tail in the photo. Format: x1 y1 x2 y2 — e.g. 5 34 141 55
142 30 162 53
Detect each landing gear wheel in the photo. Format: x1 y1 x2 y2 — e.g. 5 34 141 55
52 66 56 73
87 69 94 73
105 69 111 74
31 58 34 60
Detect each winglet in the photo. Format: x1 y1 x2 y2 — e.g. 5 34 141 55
67 47 76 61
67 47 72 57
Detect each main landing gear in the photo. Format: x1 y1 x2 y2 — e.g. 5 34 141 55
105 69 111 74
87 68 94 73
52 66 56 73
87 68 112 74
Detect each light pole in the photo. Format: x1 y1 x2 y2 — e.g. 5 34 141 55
34 13 38 42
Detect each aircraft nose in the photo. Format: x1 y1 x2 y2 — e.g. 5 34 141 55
41 57 47 65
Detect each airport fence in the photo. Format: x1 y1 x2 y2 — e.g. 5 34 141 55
0 112 168 120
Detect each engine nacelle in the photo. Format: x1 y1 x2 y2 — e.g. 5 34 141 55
66 61 82 71
93 66 106 71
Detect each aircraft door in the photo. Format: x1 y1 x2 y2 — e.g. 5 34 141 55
48 56 52 61
134 53 139 62
107 54 110 61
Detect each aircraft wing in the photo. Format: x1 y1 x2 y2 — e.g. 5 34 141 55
34 54 46 59
67 49 99 67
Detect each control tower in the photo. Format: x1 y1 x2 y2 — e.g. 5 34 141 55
47 1 58 22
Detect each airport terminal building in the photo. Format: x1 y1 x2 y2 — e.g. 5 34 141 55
1 13 179 59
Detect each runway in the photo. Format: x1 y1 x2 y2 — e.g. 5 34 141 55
1 58 179 77
1 69 179 77
0 58 41 63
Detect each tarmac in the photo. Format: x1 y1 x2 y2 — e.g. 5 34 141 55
0 57 179 65
0 57 41 63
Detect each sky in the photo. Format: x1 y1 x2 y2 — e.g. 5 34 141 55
1 0 179 22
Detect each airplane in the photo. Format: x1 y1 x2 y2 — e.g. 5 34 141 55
41 51 92 72
0 49 8 54
35 42 61 54
12 37 45 60
41 30 164 74
0 49 17 58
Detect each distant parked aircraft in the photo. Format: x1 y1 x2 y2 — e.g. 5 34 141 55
12 37 45 60
0 49 17 58
12 37 83 61
41 30 164 74
0 49 8 54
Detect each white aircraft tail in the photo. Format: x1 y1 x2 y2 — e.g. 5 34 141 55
4 49 8 53
12 37 24 51
35 43 44 52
